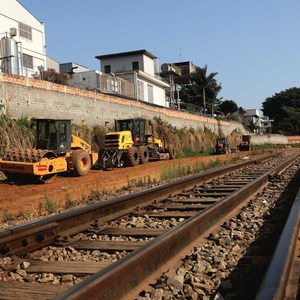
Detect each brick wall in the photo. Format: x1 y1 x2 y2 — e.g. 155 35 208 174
0 73 246 136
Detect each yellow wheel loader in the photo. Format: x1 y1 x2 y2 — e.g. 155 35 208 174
99 118 175 169
0 119 98 183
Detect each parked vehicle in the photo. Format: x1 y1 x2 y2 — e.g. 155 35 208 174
214 137 231 154
238 135 253 151
99 118 175 169
0 119 98 183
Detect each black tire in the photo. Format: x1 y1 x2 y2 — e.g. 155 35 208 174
139 146 149 164
126 147 140 166
168 145 176 160
98 148 106 165
71 150 91 176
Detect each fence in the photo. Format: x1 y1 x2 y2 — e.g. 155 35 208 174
100 74 134 99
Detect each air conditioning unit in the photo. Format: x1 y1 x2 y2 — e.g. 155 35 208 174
10 28 17 37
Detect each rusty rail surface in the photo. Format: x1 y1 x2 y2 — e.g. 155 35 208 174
53 154 300 300
256 177 300 300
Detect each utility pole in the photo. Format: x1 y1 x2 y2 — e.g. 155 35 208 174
203 87 206 115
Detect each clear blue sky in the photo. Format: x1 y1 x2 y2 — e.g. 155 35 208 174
19 0 300 110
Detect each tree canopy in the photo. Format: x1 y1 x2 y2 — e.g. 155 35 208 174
262 87 300 135
219 100 239 118
180 65 222 115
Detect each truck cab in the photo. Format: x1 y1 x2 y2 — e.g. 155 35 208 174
36 119 72 155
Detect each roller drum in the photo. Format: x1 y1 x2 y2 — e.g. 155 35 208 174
3 148 52 163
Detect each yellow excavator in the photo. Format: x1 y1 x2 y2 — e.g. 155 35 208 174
99 118 175 169
0 119 98 183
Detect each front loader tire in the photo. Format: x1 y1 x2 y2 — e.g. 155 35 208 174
139 146 149 164
71 150 91 176
126 147 140 166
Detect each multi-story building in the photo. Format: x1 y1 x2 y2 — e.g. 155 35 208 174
0 0 47 76
160 61 197 109
161 61 196 84
96 49 170 107
244 109 273 133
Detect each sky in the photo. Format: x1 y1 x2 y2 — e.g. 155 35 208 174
19 0 300 110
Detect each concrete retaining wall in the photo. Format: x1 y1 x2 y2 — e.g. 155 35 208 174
251 134 288 145
251 134 300 145
0 73 245 136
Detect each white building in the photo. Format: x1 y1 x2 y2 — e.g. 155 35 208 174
68 70 101 90
59 62 101 91
96 49 170 107
0 0 47 76
244 109 272 133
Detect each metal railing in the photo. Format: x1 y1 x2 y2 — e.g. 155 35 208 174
99 73 134 99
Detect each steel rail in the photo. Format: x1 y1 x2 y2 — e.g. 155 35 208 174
54 154 300 299
0 155 273 257
256 175 300 300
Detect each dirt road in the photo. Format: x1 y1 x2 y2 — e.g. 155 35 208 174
0 153 249 215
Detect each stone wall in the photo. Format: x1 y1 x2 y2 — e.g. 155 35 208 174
0 73 246 136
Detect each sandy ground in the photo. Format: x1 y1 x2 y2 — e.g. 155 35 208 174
0 153 250 215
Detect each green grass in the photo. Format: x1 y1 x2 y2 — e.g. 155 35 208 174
2 209 15 223
44 193 58 214
176 148 214 158
125 175 157 190
160 158 224 181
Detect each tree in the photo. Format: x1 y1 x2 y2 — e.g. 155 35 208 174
238 107 246 115
190 65 220 114
262 87 300 134
205 80 222 116
180 84 202 107
219 100 238 118
180 65 222 114
33 66 70 85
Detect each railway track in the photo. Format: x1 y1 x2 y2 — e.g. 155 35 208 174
0 150 299 299
256 170 300 300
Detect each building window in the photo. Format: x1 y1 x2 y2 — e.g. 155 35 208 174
23 53 33 69
137 81 144 101
19 22 32 40
104 65 111 74
132 61 139 70
147 84 154 103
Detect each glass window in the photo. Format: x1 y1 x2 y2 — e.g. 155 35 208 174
23 54 33 69
147 84 154 103
118 120 133 131
19 22 32 40
59 123 67 142
104 65 111 74
132 61 139 70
